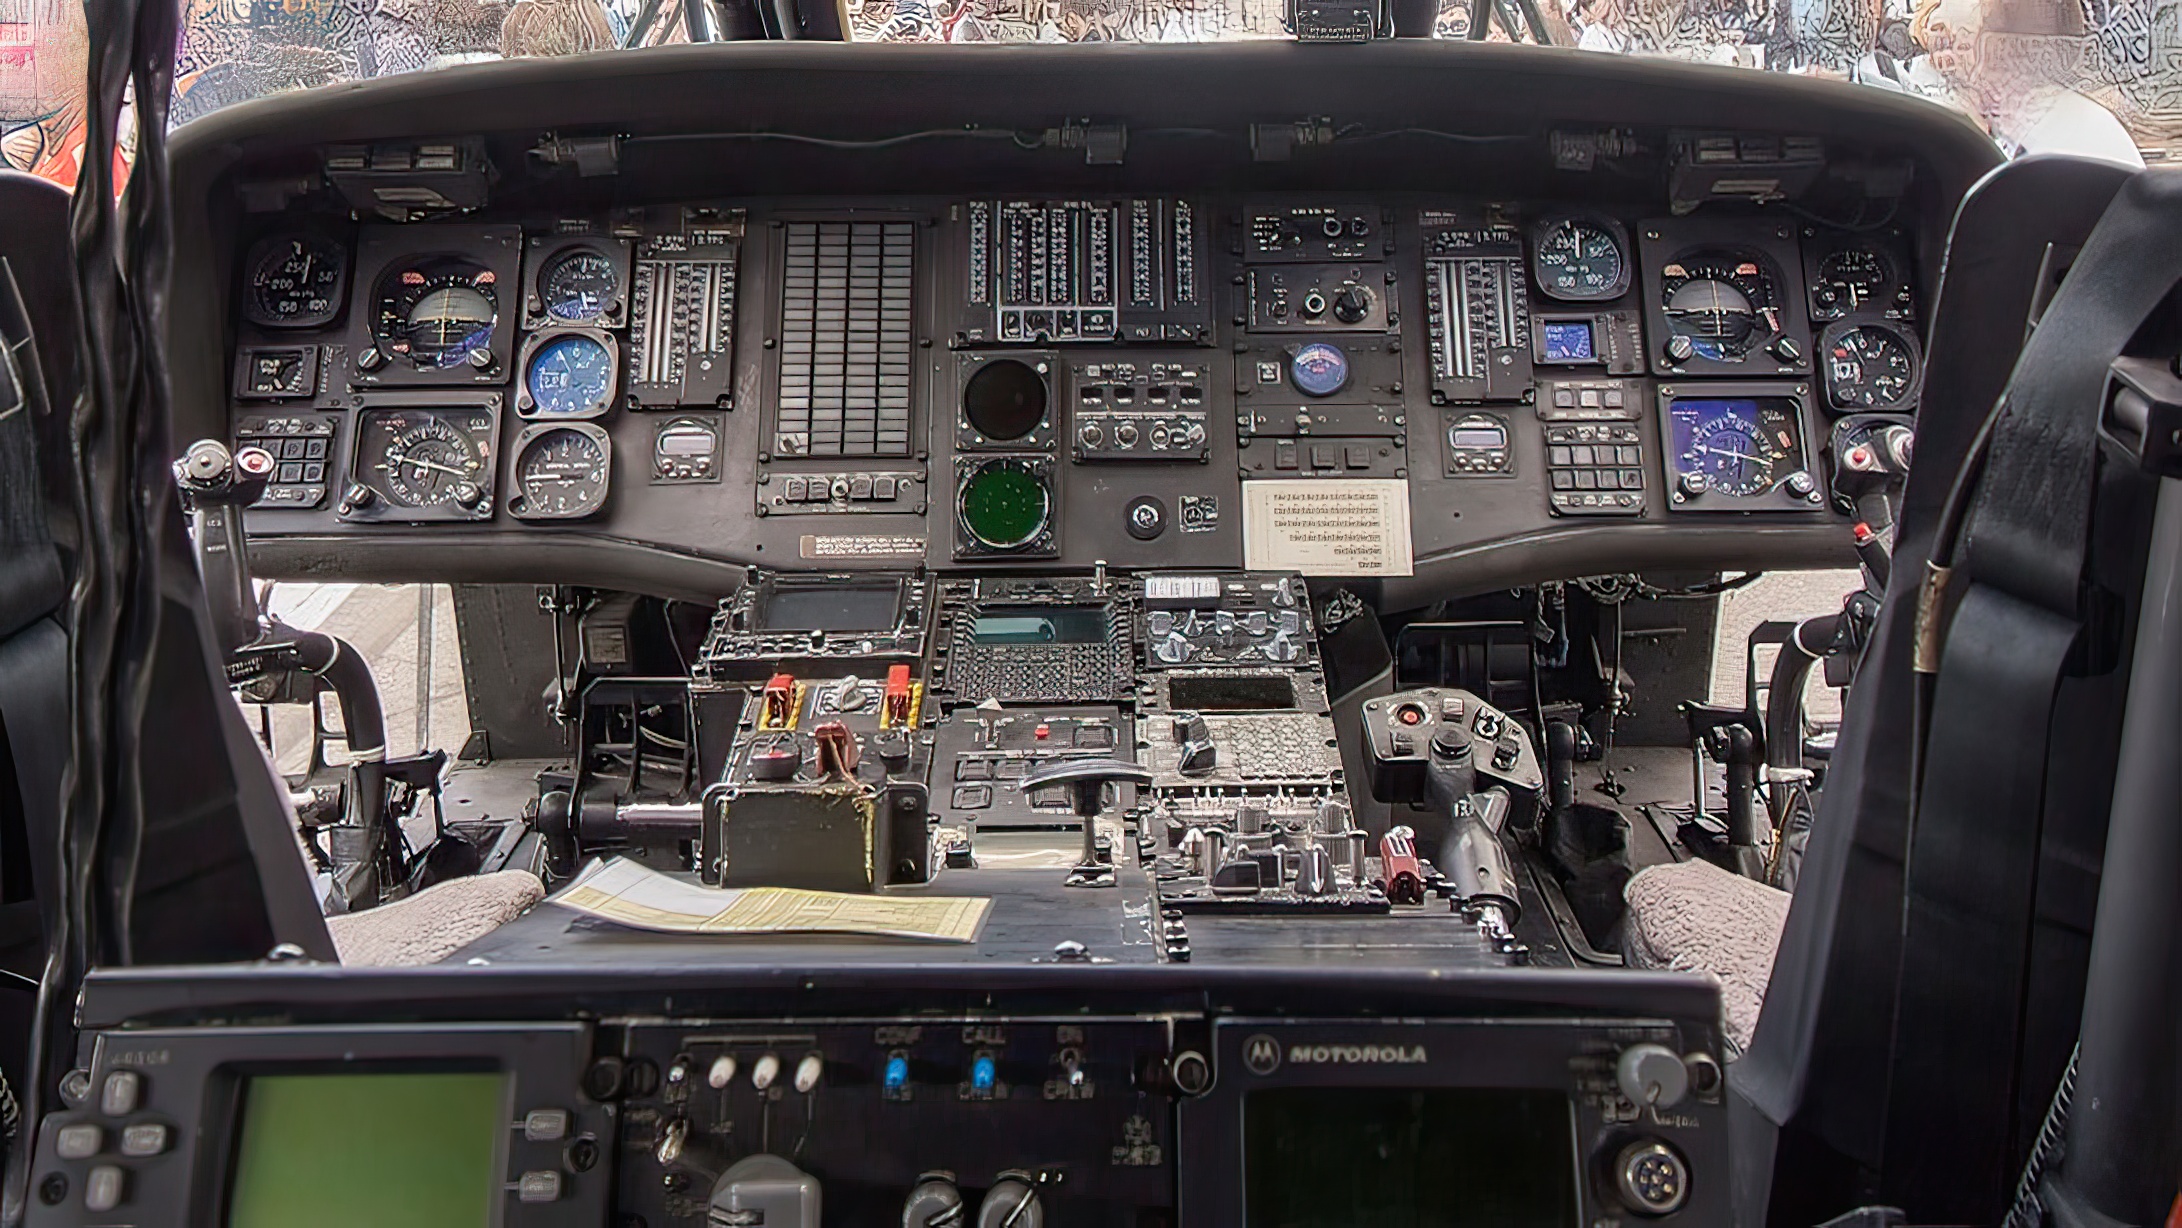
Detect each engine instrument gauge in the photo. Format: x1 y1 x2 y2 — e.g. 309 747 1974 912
1658 251 1783 361
1289 342 1350 397
372 257 500 370
959 460 1052 551
1822 323 1918 412
510 424 611 520
1532 216 1630 302
243 234 346 328
1666 396 1810 502
521 332 618 418
1812 248 1893 320
540 249 620 323
350 406 498 519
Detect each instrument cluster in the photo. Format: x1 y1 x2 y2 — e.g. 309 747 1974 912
224 190 1922 579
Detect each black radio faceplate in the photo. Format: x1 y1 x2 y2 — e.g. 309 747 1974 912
25 1024 609 1228
1179 1017 1729 1223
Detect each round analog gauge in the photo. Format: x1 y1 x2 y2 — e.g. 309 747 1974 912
1290 342 1350 397
1813 248 1892 319
370 415 490 508
244 234 346 328
963 359 1048 442
524 333 617 417
1659 250 1784 360
1533 217 1630 301
514 427 610 519
1674 398 1803 497
1824 324 1917 410
959 462 1051 550
540 249 620 322
372 256 499 369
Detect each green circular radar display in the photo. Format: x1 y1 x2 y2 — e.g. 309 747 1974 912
960 464 1051 549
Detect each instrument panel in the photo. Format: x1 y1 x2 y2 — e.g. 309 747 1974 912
225 191 1921 591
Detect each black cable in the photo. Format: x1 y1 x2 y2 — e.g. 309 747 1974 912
1333 126 1529 146
109 0 180 966
8 0 173 1213
625 127 1028 151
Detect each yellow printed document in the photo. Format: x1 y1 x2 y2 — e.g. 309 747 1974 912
546 857 989 943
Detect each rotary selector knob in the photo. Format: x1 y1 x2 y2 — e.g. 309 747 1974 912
1785 471 1816 498
903 1172 965 1227
976 1173 1043 1228
1665 334 1696 364
1616 1043 1690 1108
1678 472 1709 499
1613 1140 1691 1215
1331 285 1371 324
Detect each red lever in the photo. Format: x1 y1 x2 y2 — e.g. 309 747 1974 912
763 673 796 728
883 664 913 727
813 721 859 778
1380 826 1425 905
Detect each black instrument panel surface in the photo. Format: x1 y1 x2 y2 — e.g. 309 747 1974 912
184 44 1990 604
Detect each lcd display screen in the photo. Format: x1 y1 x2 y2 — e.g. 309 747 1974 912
1169 673 1297 711
970 606 1110 645
1540 320 1597 362
762 582 902 632
1245 1087 1578 1227
227 1072 508 1228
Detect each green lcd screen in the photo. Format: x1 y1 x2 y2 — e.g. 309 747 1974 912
227 1072 508 1228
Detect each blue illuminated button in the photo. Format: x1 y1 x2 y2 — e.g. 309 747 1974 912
884 1055 909 1092
971 1054 997 1093
1290 343 1350 398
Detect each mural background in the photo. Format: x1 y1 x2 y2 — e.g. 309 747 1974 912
3 0 2175 189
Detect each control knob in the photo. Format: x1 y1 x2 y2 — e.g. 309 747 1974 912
976 1172 1043 1228
1664 335 1696 364
1615 1043 1689 1109
1331 285 1371 324
1678 472 1709 499
1078 422 1103 448
902 1172 965 1227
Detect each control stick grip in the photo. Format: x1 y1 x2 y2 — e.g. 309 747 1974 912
1439 787 1520 921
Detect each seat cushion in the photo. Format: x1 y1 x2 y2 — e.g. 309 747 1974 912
327 871 546 967
1623 858 1791 1054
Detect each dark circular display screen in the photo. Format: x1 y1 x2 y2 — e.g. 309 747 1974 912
963 359 1048 441
960 463 1051 549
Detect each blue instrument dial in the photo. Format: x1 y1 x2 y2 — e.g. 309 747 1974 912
524 334 616 417
1290 342 1350 398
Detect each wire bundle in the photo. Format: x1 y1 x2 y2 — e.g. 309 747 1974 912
6 0 178 1217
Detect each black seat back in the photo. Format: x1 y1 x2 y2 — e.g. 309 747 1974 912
0 169 333 981
1731 155 2142 1223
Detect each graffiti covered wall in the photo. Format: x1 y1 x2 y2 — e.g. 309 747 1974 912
2 0 2175 190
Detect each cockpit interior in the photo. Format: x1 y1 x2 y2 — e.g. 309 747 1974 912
0 10 2179 1228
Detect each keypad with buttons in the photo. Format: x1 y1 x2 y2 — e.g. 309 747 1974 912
233 413 336 510
1538 379 1646 516
1544 423 1646 514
